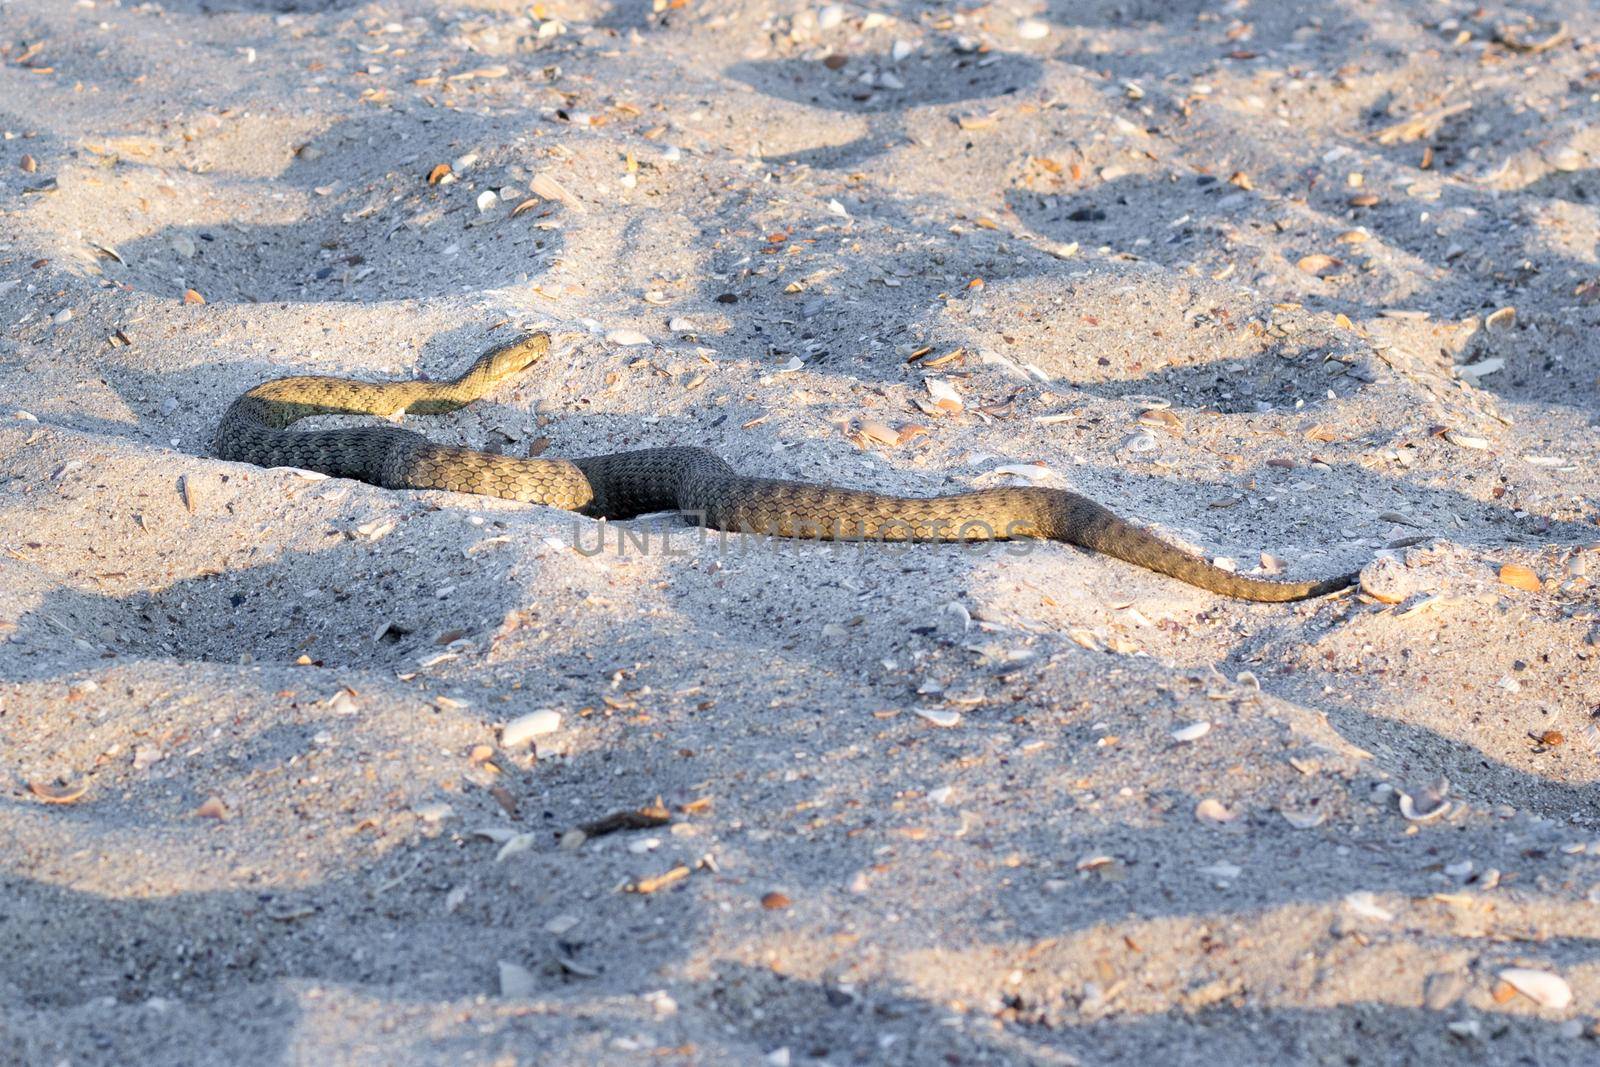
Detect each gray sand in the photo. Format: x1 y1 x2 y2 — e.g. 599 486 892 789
2 0 1599 1063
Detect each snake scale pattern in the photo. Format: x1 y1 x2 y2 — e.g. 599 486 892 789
212 333 1358 601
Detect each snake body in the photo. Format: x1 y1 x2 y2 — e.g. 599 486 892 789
212 333 1358 602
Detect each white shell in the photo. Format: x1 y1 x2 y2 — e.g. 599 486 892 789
502 709 561 747
924 377 963 410
1280 809 1326 830
914 707 961 728
1343 891 1394 922
605 329 651 346
990 463 1054 482
1444 430 1489 450
1499 968 1572 1010
1398 790 1451 823
495 833 537 862
471 826 518 844
1171 721 1212 743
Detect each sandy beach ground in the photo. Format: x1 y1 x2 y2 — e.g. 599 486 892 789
2 0 1600 1063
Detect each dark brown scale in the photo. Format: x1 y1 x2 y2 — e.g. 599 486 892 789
211 333 1359 602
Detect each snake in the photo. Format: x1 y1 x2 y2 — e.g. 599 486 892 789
211 332 1359 602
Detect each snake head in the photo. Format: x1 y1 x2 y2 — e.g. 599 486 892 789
483 333 550 382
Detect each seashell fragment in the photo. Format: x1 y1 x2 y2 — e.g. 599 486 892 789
544 914 580 935
1343 891 1394 922
194 796 228 820
1458 358 1504 379
1280 809 1325 830
1398 780 1451 823
914 707 961 728
413 802 454 823
1138 408 1183 434
1194 798 1235 824
502 709 561 747
1498 564 1540 592
495 832 537 861
606 329 651 346
1493 18 1568 54
529 172 584 213
28 780 88 804
1119 430 1156 454
924 378 963 412
990 463 1053 482
1296 253 1341 276
1171 721 1211 743
1498 968 1572 1010
859 421 899 446
470 826 518 844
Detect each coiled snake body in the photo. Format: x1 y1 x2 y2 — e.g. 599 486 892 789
212 333 1358 601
